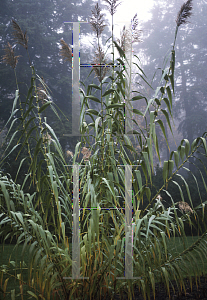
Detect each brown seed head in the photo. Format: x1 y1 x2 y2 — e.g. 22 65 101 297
81 147 91 161
176 0 193 27
92 46 109 82
90 3 106 38
60 39 72 63
43 132 52 145
66 150 73 158
12 19 28 50
178 201 193 214
2 42 21 69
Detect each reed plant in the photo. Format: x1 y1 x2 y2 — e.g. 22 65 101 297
1 0 207 299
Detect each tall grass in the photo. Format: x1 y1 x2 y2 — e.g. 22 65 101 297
1 0 207 299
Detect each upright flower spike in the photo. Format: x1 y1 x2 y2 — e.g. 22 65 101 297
117 14 142 52
173 0 193 56
176 0 193 27
131 13 142 43
12 19 28 50
117 25 126 52
90 3 106 38
103 0 121 16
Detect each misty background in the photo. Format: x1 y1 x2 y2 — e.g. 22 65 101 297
0 0 207 187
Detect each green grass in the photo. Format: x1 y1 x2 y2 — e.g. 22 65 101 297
0 235 207 299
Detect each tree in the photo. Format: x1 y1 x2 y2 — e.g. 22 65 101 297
137 0 207 171
1 1 207 299
0 0 111 183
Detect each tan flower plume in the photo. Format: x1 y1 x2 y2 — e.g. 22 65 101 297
81 147 91 161
2 42 21 69
12 19 28 50
176 0 193 27
178 201 193 214
59 39 72 63
90 3 106 38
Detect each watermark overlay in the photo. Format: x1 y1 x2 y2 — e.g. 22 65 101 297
62 20 140 280
63 21 134 137
62 164 141 280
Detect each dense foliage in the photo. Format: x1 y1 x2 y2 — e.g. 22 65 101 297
0 0 207 299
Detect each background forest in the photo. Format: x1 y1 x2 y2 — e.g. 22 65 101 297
1 0 207 299
0 0 207 229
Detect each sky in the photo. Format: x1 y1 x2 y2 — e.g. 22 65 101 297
104 0 154 36
110 0 154 22
80 0 155 53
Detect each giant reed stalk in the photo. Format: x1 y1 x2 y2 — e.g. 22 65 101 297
1 1 207 299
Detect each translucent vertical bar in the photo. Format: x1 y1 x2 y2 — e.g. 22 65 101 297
72 22 81 136
125 21 133 135
125 164 133 279
72 164 80 279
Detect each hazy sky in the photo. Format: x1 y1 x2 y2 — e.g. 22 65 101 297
112 0 154 22
80 0 154 54
83 0 155 57
104 0 154 36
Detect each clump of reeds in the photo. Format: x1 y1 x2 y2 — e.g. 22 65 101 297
59 39 72 63
176 0 193 27
2 42 20 69
90 3 106 38
12 19 28 50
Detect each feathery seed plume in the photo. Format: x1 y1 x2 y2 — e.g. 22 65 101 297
81 147 91 161
12 20 28 50
60 39 72 63
43 132 52 145
117 14 141 52
176 0 193 27
131 13 142 43
178 201 193 214
103 0 121 16
92 46 109 82
117 26 126 52
66 150 73 158
90 3 106 38
2 42 20 69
